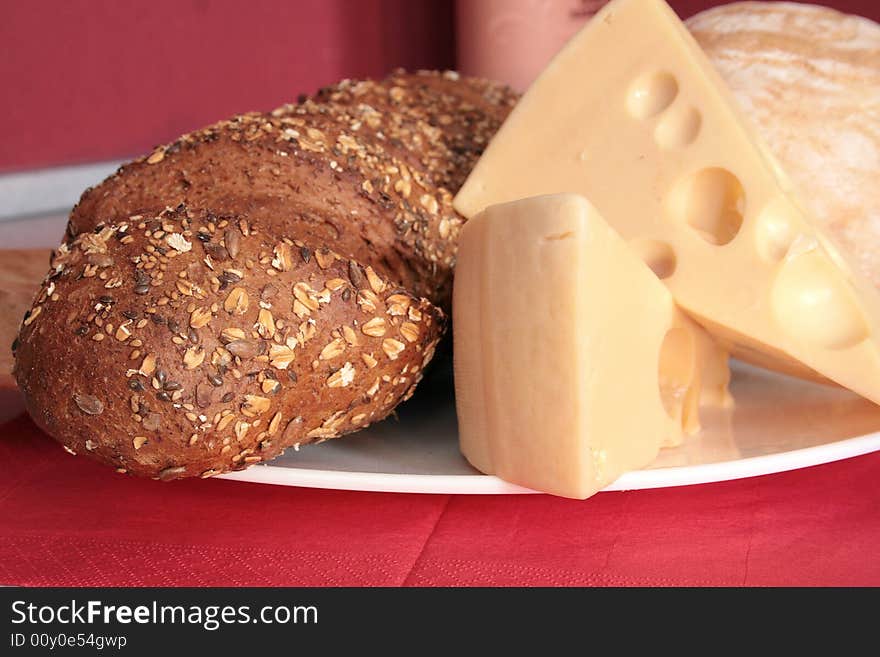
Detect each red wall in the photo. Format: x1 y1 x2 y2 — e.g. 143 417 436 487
0 0 877 172
0 0 454 171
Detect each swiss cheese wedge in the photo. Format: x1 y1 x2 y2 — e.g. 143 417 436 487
453 194 729 498
454 0 880 404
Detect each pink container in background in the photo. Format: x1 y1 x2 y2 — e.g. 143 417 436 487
455 0 606 91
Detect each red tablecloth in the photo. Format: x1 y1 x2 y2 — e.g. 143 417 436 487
2 412 878 587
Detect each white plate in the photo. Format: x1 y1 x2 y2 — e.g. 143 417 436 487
3 194 880 496
217 355 880 494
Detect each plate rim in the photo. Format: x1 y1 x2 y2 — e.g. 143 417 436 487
216 429 880 495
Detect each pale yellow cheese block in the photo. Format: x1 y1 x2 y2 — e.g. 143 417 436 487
688 2 880 291
453 194 729 498
455 0 880 404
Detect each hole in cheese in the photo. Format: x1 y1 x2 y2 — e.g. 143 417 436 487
654 104 701 149
667 167 745 246
772 250 870 350
754 195 799 262
658 326 696 421
626 71 679 119
631 239 677 279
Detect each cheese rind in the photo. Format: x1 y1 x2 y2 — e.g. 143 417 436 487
454 0 880 405
454 194 722 498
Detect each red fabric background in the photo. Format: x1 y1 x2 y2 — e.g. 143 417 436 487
2 0 878 171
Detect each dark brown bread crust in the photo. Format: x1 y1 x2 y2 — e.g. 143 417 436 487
68 70 517 307
14 207 444 479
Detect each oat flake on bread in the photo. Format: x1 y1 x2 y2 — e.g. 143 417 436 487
687 1 880 289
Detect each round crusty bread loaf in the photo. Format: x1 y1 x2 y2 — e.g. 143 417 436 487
13 206 444 480
67 71 517 307
687 2 880 289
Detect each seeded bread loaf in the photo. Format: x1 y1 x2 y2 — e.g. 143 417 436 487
68 70 517 307
15 70 513 479
13 207 444 479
